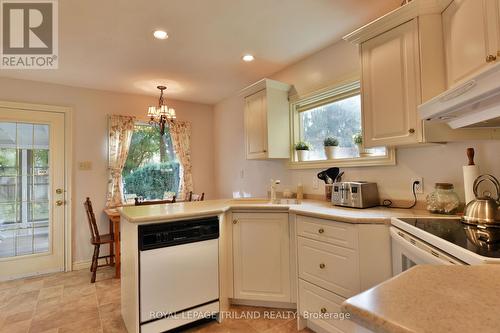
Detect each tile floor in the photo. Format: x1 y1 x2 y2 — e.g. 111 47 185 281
0 268 313 333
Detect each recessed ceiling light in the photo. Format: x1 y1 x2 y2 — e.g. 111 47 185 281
242 54 255 62
153 30 168 40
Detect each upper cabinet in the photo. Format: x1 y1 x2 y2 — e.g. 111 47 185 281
241 79 291 159
344 0 499 148
442 0 500 87
361 19 421 147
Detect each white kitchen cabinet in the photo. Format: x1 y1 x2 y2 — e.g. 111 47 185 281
242 79 291 159
361 19 421 147
443 0 500 87
344 0 500 147
295 215 391 333
232 212 291 303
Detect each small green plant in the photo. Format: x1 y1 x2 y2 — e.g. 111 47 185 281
294 141 310 151
323 137 339 147
353 133 363 145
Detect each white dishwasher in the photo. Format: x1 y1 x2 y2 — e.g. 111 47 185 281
138 217 220 333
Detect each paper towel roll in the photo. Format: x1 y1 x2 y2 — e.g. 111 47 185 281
463 165 480 204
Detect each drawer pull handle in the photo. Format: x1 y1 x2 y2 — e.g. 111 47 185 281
320 307 327 314
319 263 326 269
318 228 325 234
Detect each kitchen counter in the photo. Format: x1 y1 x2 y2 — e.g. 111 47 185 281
118 198 441 224
342 265 500 333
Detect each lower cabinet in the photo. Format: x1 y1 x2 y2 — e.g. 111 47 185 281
296 215 391 333
232 212 291 303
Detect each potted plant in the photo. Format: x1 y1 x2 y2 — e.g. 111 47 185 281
323 137 339 160
353 132 369 156
294 141 310 162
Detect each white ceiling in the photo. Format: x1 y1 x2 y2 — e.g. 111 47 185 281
0 0 401 104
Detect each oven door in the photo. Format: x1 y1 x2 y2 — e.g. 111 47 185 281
390 227 464 276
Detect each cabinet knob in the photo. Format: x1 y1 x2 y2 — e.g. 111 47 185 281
233 219 238 224
318 228 325 234
408 128 415 134
486 55 497 63
320 307 327 314
262 149 267 153
319 263 326 269
55 200 64 206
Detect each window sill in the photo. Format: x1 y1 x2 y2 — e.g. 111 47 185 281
287 149 396 169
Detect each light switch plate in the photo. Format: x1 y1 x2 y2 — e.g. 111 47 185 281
78 161 92 171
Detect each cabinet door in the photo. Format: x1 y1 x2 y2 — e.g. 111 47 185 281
443 0 498 87
244 90 268 159
361 19 421 147
232 212 291 302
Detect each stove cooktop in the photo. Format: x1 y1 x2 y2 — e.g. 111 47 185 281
397 218 500 259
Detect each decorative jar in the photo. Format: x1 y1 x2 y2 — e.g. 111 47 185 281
426 183 460 215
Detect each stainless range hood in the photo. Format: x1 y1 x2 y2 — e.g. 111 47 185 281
418 63 500 129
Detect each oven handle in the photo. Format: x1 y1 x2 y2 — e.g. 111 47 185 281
390 227 463 265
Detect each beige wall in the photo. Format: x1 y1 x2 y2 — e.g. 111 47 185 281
214 40 500 202
0 77 215 264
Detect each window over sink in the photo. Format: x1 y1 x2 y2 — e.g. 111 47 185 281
289 81 395 169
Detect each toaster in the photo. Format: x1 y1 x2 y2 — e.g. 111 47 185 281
331 181 379 208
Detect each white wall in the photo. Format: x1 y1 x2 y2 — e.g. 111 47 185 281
0 77 215 264
214 40 500 202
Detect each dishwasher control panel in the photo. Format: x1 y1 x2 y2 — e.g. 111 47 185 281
138 216 219 250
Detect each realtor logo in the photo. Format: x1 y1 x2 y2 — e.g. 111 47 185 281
1 0 58 69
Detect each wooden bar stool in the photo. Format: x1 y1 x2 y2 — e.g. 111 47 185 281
84 197 115 283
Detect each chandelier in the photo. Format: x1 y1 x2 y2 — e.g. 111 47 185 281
148 85 176 135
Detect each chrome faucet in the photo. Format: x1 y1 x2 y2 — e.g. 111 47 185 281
270 179 281 204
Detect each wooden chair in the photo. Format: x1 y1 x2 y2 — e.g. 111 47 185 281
187 191 205 202
134 196 176 206
84 197 115 283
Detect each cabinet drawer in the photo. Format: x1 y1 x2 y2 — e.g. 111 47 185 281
296 215 358 249
298 237 360 298
298 279 354 333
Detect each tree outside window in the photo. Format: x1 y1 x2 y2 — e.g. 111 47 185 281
122 124 180 201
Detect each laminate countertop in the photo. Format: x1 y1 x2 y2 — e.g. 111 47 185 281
118 198 442 224
342 265 500 333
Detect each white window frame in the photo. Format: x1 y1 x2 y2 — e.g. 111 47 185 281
288 81 396 169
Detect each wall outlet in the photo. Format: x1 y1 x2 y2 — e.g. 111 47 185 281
412 177 424 194
78 161 92 171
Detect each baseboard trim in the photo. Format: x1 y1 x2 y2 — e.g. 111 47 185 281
72 258 108 271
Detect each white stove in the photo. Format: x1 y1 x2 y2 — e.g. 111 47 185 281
391 217 500 275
